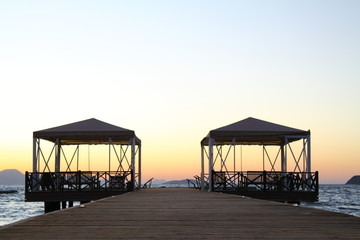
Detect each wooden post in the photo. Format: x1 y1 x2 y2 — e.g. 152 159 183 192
131 137 136 191
55 138 61 172
138 145 141 189
263 170 267 191
201 145 205 190
209 138 214 192
33 138 37 172
307 135 311 174
44 202 60 213
281 138 288 173
109 138 112 173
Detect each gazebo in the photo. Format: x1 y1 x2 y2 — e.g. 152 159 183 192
25 118 141 212
200 117 318 202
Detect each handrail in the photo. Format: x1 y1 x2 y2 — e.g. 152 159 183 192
194 174 209 190
208 171 318 193
186 179 198 189
25 170 138 193
142 178 154 189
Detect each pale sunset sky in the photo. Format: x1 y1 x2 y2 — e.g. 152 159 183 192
0 1 359 183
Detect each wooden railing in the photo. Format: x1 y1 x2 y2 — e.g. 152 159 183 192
210 171 318 193
25 171 138 193
193 171 318 194
142 178 154 189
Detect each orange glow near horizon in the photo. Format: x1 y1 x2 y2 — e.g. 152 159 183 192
1 131 358 184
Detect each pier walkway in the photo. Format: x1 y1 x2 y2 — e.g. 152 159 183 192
1 188 360 239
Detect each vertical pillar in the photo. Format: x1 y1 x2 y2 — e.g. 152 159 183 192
131 137 136 191
55 138 61 172
307 135 311 174
281 138 288 173
120 145 122 170
32 138 39 190
109 138 112 173
208 138 214 191
280 145 284 172
44 202 60 213
303 139 306 172
240 145 243 172
138 145 142 189
77 145 80 171
262 146 265 171
232 138 236 173
33 138 38 172
201 145 205 190
232 138 236 188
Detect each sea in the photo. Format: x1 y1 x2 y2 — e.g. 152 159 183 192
0 184 359 227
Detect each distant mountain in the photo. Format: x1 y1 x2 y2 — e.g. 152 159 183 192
0 169 25 185
346 175 360 185
160 179 197 188
151 179 167 185
162 179 190 185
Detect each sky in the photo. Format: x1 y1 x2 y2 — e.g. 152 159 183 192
0 1 359 184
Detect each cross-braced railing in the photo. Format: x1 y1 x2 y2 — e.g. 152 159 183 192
25 171 138 193
210 171 318 193
142 178 154 189
194 174 209 190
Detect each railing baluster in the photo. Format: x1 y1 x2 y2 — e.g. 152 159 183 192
208 170 319 196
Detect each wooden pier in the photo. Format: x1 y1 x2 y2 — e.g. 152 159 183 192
1 188 360 239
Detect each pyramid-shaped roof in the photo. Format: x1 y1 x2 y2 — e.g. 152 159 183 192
34 118 141 145
202 117 309 145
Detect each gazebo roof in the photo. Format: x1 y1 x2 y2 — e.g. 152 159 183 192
201 117 309 145
33 118 141 145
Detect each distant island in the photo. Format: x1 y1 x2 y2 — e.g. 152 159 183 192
0 169 25 185
346 175 360 185
159 179 196 187
149 179 196 188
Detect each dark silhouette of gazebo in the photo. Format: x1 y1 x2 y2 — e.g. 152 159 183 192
26 118 141 212
200 117 318 202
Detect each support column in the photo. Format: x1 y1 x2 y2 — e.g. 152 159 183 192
262 146 265 171
131 137 136 191
307 135 311 174
138 145 142 189
109 138 112 173
281 138 288 173
77 145 80 171
232 138 236 173
33 138 38 172
32 138 40 190
44 202 60 213
208 138 214 192
55 138 61 172
201 145 205 190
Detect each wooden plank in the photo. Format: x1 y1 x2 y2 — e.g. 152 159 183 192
1 188 360 239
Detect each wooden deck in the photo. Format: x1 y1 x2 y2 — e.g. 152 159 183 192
1 188 360 239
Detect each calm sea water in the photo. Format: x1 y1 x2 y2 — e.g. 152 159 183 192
0 184 359 226
0 185 43 226
302 184 360 217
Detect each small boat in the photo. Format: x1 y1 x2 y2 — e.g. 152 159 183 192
0 190 18 194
